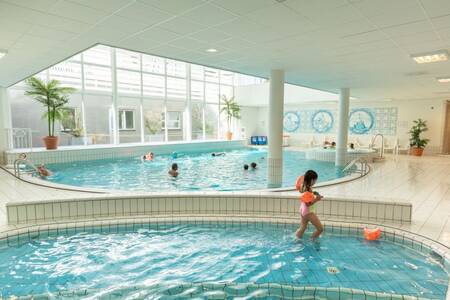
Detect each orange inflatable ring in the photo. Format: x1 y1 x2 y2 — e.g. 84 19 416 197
301 191 315 203
364 228 381 241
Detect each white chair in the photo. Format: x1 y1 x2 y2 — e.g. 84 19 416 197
394 138 410 155
355 137 370 149
310 136 321 148
383 137 395 154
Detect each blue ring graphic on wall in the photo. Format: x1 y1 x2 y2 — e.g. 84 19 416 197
311 110 334 133
283 111 300 132
348 108 375 134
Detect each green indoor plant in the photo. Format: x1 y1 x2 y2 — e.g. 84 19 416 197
220 95 241 140
409 118 429 156
25 77 76 150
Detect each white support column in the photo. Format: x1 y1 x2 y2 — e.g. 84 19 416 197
80 53 88 146
185 64 192 141
336 87 350 166
139 53 145 143
267 69 284 188
111 48 119 145
0 87 12 162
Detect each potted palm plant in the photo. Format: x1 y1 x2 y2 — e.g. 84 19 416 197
220 95 241 140
409 118 429 156
25 77 76 150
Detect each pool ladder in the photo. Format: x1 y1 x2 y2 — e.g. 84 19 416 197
13 156 39 178
369 134 384 160
342 158 369 175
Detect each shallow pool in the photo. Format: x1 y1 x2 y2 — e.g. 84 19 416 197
45 148 348 191
0 223 447 299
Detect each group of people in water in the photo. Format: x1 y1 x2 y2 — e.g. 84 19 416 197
324 141 355 150
141 151 261 178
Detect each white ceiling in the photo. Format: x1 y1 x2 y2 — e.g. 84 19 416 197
1 0 450 101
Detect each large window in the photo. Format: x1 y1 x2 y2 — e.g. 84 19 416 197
7 44 269 149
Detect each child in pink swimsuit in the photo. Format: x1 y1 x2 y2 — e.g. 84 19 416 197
295 170 323 240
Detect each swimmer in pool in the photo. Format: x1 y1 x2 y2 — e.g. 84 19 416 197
212 152 225 157
295 170 323 240
250 162 257 169
37 164 52 177
168 163 178 177
244 164 249 170
142 152 154 161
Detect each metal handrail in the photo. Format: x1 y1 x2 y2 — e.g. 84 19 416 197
4 128 33 151
343 157 369 175
370 134 384 159
13 157 38 178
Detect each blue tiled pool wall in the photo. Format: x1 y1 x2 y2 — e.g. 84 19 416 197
2 282 434 300
1 219 447 270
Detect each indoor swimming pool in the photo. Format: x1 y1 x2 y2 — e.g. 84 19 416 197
0 222 447 299
43 148 349 192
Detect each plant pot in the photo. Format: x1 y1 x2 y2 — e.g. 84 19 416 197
43 136 59 150
226 131 233 141
411 147 424 156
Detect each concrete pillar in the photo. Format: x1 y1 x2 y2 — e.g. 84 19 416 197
267 70 284 188
0 87 12 163
336 88 350 166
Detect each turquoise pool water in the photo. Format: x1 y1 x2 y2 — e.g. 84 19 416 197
0 223 447 299
45 148 347 191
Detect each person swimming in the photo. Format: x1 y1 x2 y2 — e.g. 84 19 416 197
243 164 249 170
37 164 52 177
212 152 225 157
251 162 257 169
142 152 154 161
168 163 178 177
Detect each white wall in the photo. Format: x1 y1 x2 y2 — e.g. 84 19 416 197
237 83 447 153
235 82 339 106
239 106 262 138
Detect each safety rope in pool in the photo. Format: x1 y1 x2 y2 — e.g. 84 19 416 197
2 282 432 300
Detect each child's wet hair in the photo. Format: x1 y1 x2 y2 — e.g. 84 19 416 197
302 170 318 192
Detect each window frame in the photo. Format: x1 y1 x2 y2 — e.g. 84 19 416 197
162 111 181 130
118 108 136 131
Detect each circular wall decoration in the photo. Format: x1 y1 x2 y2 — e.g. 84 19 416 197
283 111 300 132
348 109 374 134
311 110 334 133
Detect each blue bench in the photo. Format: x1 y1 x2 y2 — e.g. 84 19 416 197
251 136 267 145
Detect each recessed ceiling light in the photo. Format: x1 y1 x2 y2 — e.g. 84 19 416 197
437 76 450 83
0 49 7 60
206 48 218 53
410 49 449 64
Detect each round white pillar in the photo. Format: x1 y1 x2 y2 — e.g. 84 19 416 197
336 88 350 166
268 70 284 188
